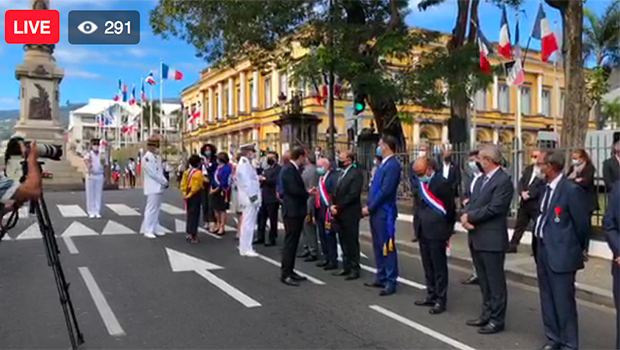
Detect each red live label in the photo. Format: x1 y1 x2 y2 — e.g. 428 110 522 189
5 10 60 44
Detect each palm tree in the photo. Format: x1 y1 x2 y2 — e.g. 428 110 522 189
583 1 620 129
141 101 161 134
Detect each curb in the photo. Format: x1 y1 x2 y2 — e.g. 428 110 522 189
359 232 615 308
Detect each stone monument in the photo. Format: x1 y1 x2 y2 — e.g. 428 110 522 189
12 0 84 190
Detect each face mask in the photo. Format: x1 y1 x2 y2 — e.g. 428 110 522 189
475 161 484 173
419 151 427 157
338 160 345 169
444 156 452 163
92 146 99 152
204 151 212 157
468 161 479 173
267 158 275 166
376 146 383 157
531 157 537 164
571 159 581 167
317 167 326 175
419 175 431 183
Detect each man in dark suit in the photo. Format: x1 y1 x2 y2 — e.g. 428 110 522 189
412 157 455 315
461 145 514 335
603 180 620 350
280 147 312 286
461 150 483 285
534 150 590 350
603 141 620 195
438 145 461 198
363 135 401 296
315 157 339 270
255 151 281 246
508 150 545 253
331 151 364 280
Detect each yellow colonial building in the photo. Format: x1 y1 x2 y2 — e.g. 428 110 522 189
180 35 566 154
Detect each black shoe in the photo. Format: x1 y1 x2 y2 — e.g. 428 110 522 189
264 241 276 247
297 251 310 258
414 299 435 307
461 275 479 285
333 269 351 276
477 322 504 335
429 303 446 315
304 255 318 262
466 318 489 327
379 287 396 296
344 272 360 281
507 245 518 254
316 261 328 268
253 239 265 245
280 277 299 286
290 273 307 282
323 263 338 271
364 281 384 288
539 343 561 350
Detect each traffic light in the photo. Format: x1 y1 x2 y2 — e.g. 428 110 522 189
354 93 366 115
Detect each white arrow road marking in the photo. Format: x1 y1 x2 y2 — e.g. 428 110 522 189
166 248 261 308
102 220 136 235
369 305 476 350
161 203 185 215
256 254 325 285
16 223 42 240
78 267 126 337
1 232 11 241
106 204 140 216
62 221 99 237
57 205 87 218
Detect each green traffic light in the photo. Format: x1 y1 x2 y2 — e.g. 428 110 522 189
355 102 365 112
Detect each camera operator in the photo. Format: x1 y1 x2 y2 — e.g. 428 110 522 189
2 141 42 211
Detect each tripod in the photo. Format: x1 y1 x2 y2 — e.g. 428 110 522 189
0 163 84 349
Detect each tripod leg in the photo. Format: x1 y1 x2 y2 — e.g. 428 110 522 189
33 196 85 348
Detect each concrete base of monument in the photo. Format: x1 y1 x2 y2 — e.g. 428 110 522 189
13 123 65 144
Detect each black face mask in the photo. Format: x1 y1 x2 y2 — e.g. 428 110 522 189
444 156 452 163
338 161 345 169
267 158 275 166
475 161 484 173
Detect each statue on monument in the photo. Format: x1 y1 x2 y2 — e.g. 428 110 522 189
24 0 54 54
29 83 52 120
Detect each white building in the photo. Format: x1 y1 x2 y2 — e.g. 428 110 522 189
67 98 181 154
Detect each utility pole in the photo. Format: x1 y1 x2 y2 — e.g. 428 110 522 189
328 0 336 161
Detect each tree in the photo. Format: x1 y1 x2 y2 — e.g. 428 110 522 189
141 101 161 133
150 0 437 149
583 2 620 129
602 97 620 126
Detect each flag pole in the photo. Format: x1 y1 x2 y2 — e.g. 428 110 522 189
140 76 144 143
553 20 559 133
159 60 164 139
514 12 522 153
149 84 154 138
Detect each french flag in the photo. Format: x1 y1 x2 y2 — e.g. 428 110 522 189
129 85 136 105
145 72 156 85
113 79 121 101
498 7 512 60
506 19 525 86
477 28 493 73
532 3 559 62
122 84 128 102
162 63 183 81
141 81 147 101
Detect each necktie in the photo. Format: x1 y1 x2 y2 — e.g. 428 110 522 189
536 185 552 238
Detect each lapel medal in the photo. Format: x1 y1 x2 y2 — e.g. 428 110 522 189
553 207 561 223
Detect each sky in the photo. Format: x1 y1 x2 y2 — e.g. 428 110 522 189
0 0 612 111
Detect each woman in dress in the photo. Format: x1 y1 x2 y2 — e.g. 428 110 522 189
567 148 598 252
210 152 232 235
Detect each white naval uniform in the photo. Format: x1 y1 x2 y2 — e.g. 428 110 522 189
140 150 168 236
236 156 261 256
84 150 105 217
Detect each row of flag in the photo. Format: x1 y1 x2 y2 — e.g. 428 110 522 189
477 3 559 86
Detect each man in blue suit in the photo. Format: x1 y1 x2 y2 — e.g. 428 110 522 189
534 150 590 350
363 135 401 296
603 180 620 350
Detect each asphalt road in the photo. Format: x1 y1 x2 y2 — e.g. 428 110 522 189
0 189 616 349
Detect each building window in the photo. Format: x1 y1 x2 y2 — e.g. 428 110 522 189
249 81 254 108
561 91 565 116
236 87 241 113
224 87 229 116
542 89 551 116
521 86 532 115
279 72 288 96
498 84 510 113
214 94 219 120
475 89 487 110
264 77 272 108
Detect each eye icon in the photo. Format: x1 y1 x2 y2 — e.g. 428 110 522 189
77 21 98 34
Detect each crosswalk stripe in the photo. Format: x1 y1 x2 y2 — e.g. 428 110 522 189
256 254 325 285
1 233 12 241
16 223 42 240
161 203 185 215
175 219 186 233
102 220 136 235
57 205 87 218
157 224 172 234
106 204 140 216
62 221 99 237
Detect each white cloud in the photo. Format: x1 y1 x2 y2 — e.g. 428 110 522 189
55 47 109 64
0 97 20 110
127 47 149 58
64 68 101 79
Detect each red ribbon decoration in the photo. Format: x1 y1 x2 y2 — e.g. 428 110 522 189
554 207 561 216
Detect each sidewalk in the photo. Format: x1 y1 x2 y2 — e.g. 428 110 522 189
359 215 615 308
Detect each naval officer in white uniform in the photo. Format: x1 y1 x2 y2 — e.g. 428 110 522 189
84 138 105 218
140 136 169 239
236 143 261 257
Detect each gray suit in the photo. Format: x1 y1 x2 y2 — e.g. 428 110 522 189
300 163 319 255
466 168 514 326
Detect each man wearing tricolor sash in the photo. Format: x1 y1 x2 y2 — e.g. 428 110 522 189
315 158 339 270
363 135 401 296
412 157 455 315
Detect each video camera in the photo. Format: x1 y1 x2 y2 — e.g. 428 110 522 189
5 136 63 161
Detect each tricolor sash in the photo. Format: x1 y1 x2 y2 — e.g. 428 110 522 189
316 176 333 233
418 179 447 216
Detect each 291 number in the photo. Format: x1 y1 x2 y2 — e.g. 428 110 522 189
104 21 131 35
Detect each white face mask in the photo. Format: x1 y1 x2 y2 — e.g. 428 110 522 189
91 146 99 152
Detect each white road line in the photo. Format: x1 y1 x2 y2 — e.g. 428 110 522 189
256 254 325 285
63 236 79 254
57 205 87 218
369 305 476 350
106 204 140 216
358 264 426 290
161 203 185 215
78 267 126 337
